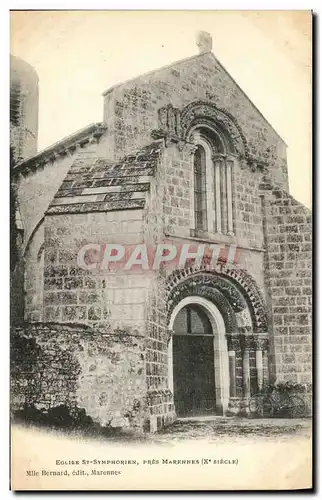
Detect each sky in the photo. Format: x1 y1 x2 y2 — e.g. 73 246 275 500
10 10 312 207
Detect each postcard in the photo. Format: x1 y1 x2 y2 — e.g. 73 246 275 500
10 10 312 491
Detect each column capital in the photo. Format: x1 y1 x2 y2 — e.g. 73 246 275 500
183 142 198 155
212 153 226 163
226 155 236 166
253 334 269 351
242 334 255 351
226 333 241 351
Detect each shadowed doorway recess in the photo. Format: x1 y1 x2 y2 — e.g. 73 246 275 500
172 304 217 417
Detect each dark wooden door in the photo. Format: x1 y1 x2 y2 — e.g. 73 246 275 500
173 335 216 417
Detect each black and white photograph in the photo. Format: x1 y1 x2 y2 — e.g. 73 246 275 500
9 9 312 491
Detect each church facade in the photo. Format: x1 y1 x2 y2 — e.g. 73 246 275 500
11 33 312 432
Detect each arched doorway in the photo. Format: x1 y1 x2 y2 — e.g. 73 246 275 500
168 296 229 417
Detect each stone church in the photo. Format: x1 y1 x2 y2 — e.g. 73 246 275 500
11 33 312 432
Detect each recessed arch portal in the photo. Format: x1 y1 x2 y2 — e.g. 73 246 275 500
166 269 269 417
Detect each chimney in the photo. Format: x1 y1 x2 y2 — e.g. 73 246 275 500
196 31 212 54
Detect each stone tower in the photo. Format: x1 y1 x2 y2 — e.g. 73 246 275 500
10 55 39 325
10 55 39 162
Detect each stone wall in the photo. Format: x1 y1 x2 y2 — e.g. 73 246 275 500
103 52 288 189
10 231 25 326
14 150 81 322
16 149 88 248
144 270 176 432
233 161 265 250
143 156 176 432
140 139 269 427
147 138 268 301
260 178 312 387
11 323 146 430
19 144 176 432
159 140 266 256
42 211 147 331
162 143 194 238
24 222 44 322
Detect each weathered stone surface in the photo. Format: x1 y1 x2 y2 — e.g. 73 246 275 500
47 142 162 215
11 323 146 430
260 183 312 386
103 52 288 189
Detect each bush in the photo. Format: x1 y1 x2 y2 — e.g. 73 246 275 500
13 404 95 430
263 381 307 394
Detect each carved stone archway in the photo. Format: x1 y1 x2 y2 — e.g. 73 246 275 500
180 100 248 158
151 99 269 170
166 268 269 415
166 267 268 333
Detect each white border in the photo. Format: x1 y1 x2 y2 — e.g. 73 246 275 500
2 3 318 498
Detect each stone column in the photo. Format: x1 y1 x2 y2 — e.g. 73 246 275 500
226 334 241 398
253 334 269 391
220 157 227 235
167 329 175 394
242 336 253 399
228 352 236 397
256 349 263 391
263 349 269 385
226 156 234 236
213 155 223 233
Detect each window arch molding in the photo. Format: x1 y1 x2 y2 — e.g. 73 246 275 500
188 120 232 156
180 99 248 159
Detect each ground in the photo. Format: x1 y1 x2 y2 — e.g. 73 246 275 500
154 416 312 444
13 415 312 445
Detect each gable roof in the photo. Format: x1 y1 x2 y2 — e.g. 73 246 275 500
102 51 286 145
46 141 163 215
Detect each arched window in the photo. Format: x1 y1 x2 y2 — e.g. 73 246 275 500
192 128 234 237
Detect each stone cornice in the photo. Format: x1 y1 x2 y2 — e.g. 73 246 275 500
13 123 107 176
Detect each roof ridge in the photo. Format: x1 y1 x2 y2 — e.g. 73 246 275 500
102 52 205 96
